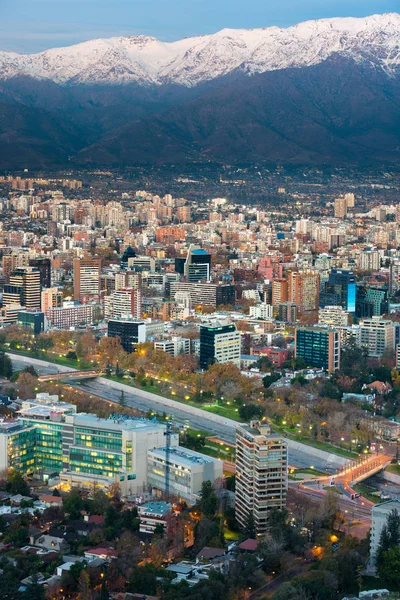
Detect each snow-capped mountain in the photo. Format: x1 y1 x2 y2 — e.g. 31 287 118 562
1 13 400 86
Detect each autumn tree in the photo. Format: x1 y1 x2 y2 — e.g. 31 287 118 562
97 336 126 367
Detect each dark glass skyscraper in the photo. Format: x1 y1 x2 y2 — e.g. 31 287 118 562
319 269 356 313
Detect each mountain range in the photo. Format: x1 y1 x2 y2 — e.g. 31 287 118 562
0 13 400 169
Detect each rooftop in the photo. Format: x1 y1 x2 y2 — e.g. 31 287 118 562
149 446 219 466
139 501 171 516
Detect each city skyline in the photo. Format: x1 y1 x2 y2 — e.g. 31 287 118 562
0 0 398 53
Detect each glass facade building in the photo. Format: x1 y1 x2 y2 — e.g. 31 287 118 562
295 327 340 372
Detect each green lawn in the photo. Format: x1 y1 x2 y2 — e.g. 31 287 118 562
386 464 400 475
353 483 382 504
291 468 325 477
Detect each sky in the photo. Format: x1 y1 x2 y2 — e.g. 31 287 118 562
0 0 398 53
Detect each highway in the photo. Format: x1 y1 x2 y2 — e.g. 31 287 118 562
10 355 347 473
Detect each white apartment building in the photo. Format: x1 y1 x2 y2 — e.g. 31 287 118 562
249 303 274 320
370 500 400 569
359 250 381 272
318 305 349 327
104 287 142 321
147 446 223 504
236 421 287 535
154 336 191 357
359 317 395 358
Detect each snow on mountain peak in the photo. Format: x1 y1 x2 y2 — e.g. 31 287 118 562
0 13 399 86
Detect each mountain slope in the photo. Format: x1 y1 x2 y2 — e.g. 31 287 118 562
0 13 399 86
75 56 400 166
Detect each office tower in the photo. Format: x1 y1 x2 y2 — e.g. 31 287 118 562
356 285 389 319
278 302 297 323
288 271 320 312
320 269 356 313
73 256 102 303
41 287 63 312
29 258 51 289
199 322 241 369
359 317 395 358
108 319 146 353
236 420 287 535
334 197 347 218
295 327 340 372
17 310 45 335
318 305 349 327
272 278 289 308
109 288 142 320
4 267 41 310
184 245 211 282
120 246 136 269
169 282 235 308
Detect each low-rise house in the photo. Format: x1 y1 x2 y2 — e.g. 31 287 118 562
30 534 70 553
138 501 172 534
84 547 118 561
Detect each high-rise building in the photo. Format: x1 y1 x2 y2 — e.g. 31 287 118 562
295 327 340 372
29 258 51 289
249 303 274 320
3 267 41 310
288 271 320 312
272 278 289 308
320 269 356 313
169 281 235 308
184 245 211 282
359 317 396 358
355 285 389 319
278 302 297 323
108 319 146 353
235 420 287 535
73 256 102 303
200 322 241 369
41 287 63 313
334 197 347 218
318 305 349 327
105 288 143 321
359 250 381 272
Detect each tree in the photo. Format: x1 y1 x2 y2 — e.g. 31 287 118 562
378 546 400 587
16 372 38 399
377 509 400 566
273 583 311 600
119 390 126 406
22 572 45 600
63 492 84 519
77 570 91 600
5 470 30 495
0 352 13 379
244 511 256 538
199 481 217 517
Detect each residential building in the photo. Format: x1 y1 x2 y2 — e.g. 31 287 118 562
107 319 146 353
288 271 320 312
46 302 93 329
318 305 349 327
249 303 274 320
169 281 235 308
29 258 51 289
138 501 172 534
334 197 347 219
41 287 63 312
235 421 287 535
271 279 288 308
147 446 223 504
73 256 101 303
370 501 400 569
104 287 142 320
278 302 297 323
199 322 241 369
397 344 400 369
359 317 396 358
295 327 340 372
359 250 381 272
154 337 191 357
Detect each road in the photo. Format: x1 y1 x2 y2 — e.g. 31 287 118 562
10 355 346 473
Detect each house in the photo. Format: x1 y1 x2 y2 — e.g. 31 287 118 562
138 501 171 534
364 381 392 395
196 547 226 561
37 495 63 509
30 534 70 553
238 538 259 552
84 547 118 561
